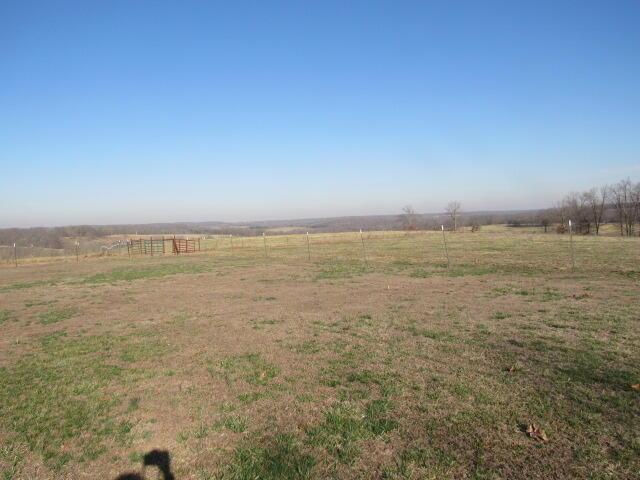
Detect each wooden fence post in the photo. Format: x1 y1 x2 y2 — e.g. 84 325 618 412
306 232 311 261
13 242 17 267
263 232 267 257
75 241 79 263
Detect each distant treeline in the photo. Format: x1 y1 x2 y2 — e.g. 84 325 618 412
0 226 101 249
536 177 640 236
0 212 533 248
0 223 221 249
0 211 567 249
3 178 638 248
401 177 640 235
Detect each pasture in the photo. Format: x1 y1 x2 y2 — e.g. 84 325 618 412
0 228 639 479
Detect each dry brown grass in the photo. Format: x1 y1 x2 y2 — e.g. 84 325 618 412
0 229 639 479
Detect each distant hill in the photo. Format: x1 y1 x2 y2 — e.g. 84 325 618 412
0 209 549 249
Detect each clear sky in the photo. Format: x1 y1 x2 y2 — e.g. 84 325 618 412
1 1 639 228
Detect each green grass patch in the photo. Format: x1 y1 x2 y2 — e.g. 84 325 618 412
218 433 315 479
490 285 565 302
215 415 248 433
253 296 277 301
292 340 323 354
0 442 25 479
25 299 57 308
541 287 565 301
0 309 15 324
447 264 503 277
363 399 398 435
306 398 397 464
0 331 165 469
80 262 211 284
214 354 280 387
237 390 275 404
251 319 279 330
314 261 370 280
413 263 543 278
38 307 77 325
404 324 455 342
410 267 438 278
491 285 532 296
0 280 55 292
385 445 457 477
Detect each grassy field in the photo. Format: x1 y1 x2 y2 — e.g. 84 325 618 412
0 228 639 479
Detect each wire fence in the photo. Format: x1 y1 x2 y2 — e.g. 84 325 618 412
2 228 639 276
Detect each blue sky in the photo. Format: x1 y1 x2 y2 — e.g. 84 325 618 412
1 1 639 227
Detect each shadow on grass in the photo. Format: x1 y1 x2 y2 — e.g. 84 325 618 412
115 449 175 480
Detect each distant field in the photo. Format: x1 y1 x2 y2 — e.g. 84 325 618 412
0 229 638 479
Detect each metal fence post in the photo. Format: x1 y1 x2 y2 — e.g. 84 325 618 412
569 219 575 271
441 225 450 268
360 229 368 266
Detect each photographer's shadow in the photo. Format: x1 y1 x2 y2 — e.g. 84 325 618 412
115 449 175 480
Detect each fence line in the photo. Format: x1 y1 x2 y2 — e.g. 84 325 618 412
3 228 639 273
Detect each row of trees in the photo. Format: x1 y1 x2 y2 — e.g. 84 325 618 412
401 202 463 231
552 178 640 236
398 178 639 235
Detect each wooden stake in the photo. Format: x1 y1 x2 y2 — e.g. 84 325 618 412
75 241 79 263
306 232 311 261
263 232 268 257
13 242 17 267
441 225 450 269
360 229 368 266
127 240 131 260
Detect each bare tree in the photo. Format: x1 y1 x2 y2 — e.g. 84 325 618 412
611 179 635 236
540 217 550 233
632 181 640 236
553 178 640 236
534 209 552 233
400 205 418 230
554 201 567 232
561 192 590 233
611 181 625 236
445 201 461 231
599 185 610 233
581 186 607 235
